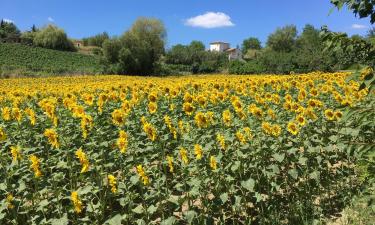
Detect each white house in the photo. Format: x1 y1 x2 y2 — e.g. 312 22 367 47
209 41 230 52
209 41 242 60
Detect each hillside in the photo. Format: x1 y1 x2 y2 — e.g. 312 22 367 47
0 43 102 77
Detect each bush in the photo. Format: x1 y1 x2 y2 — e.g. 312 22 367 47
228 60 265 74
33 25 76 52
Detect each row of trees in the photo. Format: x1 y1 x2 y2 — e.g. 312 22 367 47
0 20 76 51
229 24 375 74
2 0 374 76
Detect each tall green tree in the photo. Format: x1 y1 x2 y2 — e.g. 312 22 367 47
0 20 21 42
82 32 109 47
189 40 205 51
102 17 166 75
33 25 76 51
242 37 261 53
266 25 297 52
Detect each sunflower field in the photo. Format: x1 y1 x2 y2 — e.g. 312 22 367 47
0 71 374 225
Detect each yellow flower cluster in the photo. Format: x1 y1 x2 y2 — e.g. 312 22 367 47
136 165 149 185
29 155 42 178
44 129 59 149
117 130 128 153
108 175 117 193
71 191 83 214
75 148 89 173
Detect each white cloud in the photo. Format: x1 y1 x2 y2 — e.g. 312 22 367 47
351 24 368 29
185 12 235 28
2 18 14 23
48 17 54 22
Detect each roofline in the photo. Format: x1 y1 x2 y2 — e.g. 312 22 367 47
210 41 229 45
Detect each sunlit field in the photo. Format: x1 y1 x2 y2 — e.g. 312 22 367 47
0 72 373 224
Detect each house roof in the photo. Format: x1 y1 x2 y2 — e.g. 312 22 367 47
210 41 229 45
225 48 237 52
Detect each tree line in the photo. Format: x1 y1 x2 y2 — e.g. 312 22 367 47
1 0 374 75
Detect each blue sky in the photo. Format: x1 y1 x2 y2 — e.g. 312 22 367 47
1 0 373 48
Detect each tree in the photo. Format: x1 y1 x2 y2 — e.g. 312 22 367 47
321 26 374 67
83 32 109 47
21 25 39 45
242 37 261 53
295 25 333 71
266 25 297 52
331 0 375 23
33 25 76 51
102 17 166 75
0 20 21 42
189 40 205 51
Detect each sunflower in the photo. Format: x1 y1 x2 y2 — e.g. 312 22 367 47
112 109 126 126
194 112 209 128
210 156 217 170
183 102 194 116
194 144 203 160
148 102 157 114
295 114 306 126
197 95 207 108
324 109 335 121
334 110 343 121
222 109 232 126
287 122 299 135
143 122 157 141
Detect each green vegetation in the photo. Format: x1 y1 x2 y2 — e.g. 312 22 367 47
0 43 102 77
102 18 166 75
33 25 76 52
164 41 228 75
82 32 109 47
331 0 375 23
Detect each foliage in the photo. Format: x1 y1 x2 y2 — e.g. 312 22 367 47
165 41 228 74
266 25 298 52
33 25 76 52
320 26 375 68
331 0 375 23
102 17 166 75
228 60 265 74
0 20 21 42
0 72 373 224
82 32 109 47
0 43 102 77
241 37 262 54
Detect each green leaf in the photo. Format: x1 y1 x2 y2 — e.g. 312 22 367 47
241 178 255 192
309 171 320 181
298 157 308 165
231 161 241 172
160 216 176 225
130 175 139 185
288 169 298 179
132 204 144 214
147 204 158 215
184 210 197 224
50 214 68 225
272 153 285 163
220 193 228 203
104 214 122 225
79 185 93 195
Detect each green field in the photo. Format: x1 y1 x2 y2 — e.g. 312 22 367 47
0 43 102 77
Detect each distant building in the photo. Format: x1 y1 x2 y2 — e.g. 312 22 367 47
209 41 230 52
73 40 83 48
209 41 242 60
225 48 242 60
